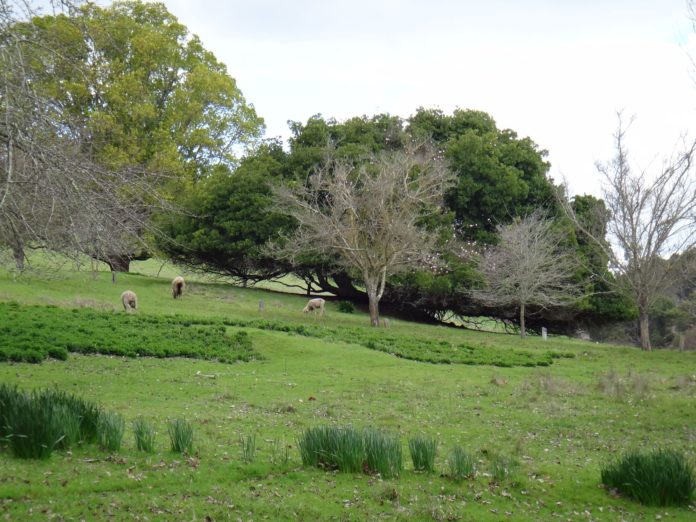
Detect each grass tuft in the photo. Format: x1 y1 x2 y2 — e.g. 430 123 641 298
489 453 518 482
363 428 402 478
240 433 256 463
97 412 125 452
408 435 437 472
601 449 695 506
448 446 476 481
168 419 194 454
132 417 156 453
298 426 364 473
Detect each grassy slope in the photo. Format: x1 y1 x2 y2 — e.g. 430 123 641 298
0 265 695 521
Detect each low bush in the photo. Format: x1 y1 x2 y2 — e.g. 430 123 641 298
337 301 355 313
601 449 695 506
0 302 258 364
168 419 194 454
408 435 437 472
133 417 156 453
448 446 476 481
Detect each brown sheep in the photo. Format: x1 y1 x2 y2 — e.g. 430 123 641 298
303 297 325 317
172 276 185 299
121 290 138 312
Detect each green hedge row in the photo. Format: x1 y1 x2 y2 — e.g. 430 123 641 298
0 302 257 364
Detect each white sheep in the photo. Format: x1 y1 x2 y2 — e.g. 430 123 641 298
121 290 138 312
303 297 325 317
172 276 185 299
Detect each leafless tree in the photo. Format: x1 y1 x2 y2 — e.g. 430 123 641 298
0 0 172 274
562 115 696 350
472 212 582 338
272 142 454 326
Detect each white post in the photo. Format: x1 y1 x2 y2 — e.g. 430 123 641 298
541 327 547 341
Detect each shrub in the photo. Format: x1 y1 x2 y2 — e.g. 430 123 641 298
448 446 476 481
298 426 364 473
408 435 437 472
98 412 125 452
601 449 695 506
168 419 194 454
337 301 355 313
133 417 156 453
363 428 402 478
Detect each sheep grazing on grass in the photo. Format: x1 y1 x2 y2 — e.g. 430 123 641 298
172 276 185 299
121 290 138 312
303 297 325 317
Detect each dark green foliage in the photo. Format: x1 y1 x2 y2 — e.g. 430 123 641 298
408 108 554 244
0 386 105 459
363 428 402 478
409 435 437 472
298 426 364 473
97 412 125 452
601 449 695 506
132 417 156 453
448 446 476 481
157 142 296 281
0 302 258 364
337 300 356 314
168 419 194 454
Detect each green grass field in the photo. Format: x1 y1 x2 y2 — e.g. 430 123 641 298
0 262 695 520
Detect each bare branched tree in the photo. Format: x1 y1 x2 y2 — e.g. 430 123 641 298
272 142 454 326
562 115 696 350
472 212 582 338
0 0 173 274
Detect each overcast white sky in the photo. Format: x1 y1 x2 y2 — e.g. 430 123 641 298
154 2 696 195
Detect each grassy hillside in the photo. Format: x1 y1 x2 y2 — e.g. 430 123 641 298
0 265 695 520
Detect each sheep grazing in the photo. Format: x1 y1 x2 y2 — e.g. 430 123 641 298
121 290 138 312
172 276 185 299
303 297 325 317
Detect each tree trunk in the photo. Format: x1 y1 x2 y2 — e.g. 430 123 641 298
106 254 131 273
519 303 526 338
638 308 652 351
365 278 380 327
368 292 380 327
12 242 24 271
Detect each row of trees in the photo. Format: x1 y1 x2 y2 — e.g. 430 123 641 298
1 1 694 349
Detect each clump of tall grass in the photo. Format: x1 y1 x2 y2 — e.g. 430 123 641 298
0 385 104 458
448 446 476 481
168 419 194 454
98 412 125 452
408 435 437 472
363 428 402 478
4 389 62 459
132 417 156 453
601 449 695 506
52 403 81 450
298 426 364 473
240 433 256 463
489 454 518 482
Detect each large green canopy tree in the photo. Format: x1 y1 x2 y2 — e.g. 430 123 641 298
11 0 263 271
